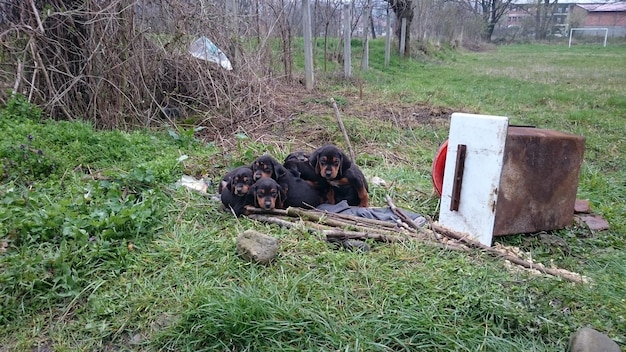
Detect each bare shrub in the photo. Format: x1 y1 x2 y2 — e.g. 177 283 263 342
0 0 282 135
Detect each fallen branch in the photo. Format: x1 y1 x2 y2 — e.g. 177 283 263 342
247 207 417 239
385 195 441 243
430 223 590 284
244 203 589 284
248 213 405 242
385 195 422 231
247 214 296 229
322 229 404 243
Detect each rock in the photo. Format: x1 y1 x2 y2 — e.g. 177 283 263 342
576 214 610 231
340 239 371 252
236 230 279 265
574 199 591 213
538 233 571 255
327 239 371 253
130 333 146 345
568 327 621 352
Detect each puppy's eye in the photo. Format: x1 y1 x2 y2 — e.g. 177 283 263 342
257 190 266 196
320 156 327 163
270 190 278 197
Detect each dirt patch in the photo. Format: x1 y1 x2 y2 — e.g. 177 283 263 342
196 82 452 151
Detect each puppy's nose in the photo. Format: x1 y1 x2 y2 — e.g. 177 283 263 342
324 169 333 178
263 200 272 209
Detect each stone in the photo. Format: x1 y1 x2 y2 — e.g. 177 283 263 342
340 239 371 252
327 239 371 253
568 327 621 352
236 230 279 265
576 214 610 231
574 199 591 213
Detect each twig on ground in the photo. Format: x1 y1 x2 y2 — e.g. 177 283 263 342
244 205 588 284
247 214 297 229
322 229 404 243
430 223 590 284
386 195 441 243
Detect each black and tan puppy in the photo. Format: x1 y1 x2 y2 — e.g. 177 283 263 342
284 175 323 208
284 151 330 203
219 166 254 195
220 166 255 216
251 155 290 191
283 151 309 177
249 177 285 210
309 144 370 207
284 151 321 181
220 186 251 216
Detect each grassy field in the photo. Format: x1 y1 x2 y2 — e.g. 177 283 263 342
1 42 625 351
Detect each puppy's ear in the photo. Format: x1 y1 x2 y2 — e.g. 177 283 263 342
242 183 257 208
272 159 288 178
219 178 230 193
309 149 321 174
277 184 286 208
340 151 352 175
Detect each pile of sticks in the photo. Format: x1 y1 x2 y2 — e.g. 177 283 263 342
245 196 589 284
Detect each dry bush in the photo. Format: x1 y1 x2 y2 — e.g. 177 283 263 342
0 0 285 136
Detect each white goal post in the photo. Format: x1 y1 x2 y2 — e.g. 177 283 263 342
569 28 608 47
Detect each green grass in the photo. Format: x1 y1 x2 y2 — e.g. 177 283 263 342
1 43 626 351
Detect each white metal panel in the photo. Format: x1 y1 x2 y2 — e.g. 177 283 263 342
438 113 509 246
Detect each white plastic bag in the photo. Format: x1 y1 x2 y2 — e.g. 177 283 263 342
189 36 233 71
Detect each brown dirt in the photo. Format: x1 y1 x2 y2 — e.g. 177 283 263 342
197 81 453 151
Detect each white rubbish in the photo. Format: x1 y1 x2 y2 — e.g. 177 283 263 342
189 36 233 71
370 176 387 187
176 175 208 194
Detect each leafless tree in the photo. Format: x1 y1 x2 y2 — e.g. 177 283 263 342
480 0 515 41
455 0 513 41
385 0 415 55
312 0 343 71
534 0 558 40
264 0 299 81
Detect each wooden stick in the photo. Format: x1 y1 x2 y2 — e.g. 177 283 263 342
29 0 45 34
248 206 403 231
246 206 588 284
247 207 416 238
283 207 388 230
247 214 296 229
385 195 423 231
331 97 356 162
385 195 442 243
322 229 404 243
12 58 23 97
431 223 589 284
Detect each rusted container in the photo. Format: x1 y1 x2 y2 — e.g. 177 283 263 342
493 127 585 236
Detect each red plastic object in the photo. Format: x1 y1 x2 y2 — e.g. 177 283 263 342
431 140 448 197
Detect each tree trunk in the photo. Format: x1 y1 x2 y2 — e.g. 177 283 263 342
386 0 414 56
535 0 555 40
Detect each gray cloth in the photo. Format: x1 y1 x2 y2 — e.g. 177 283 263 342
316 200 426 226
